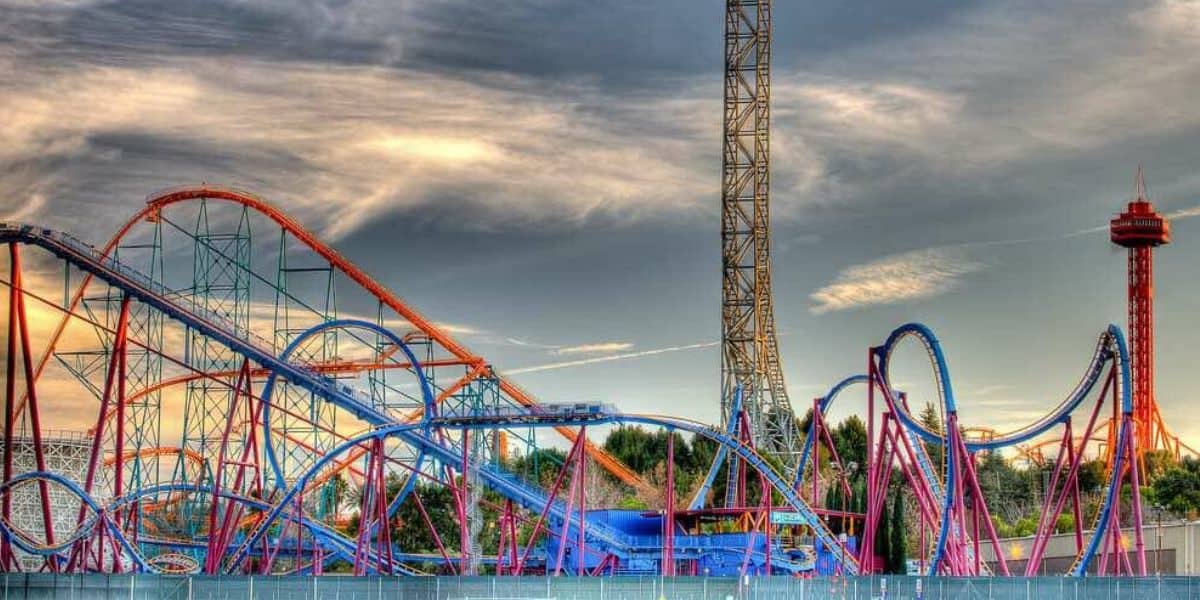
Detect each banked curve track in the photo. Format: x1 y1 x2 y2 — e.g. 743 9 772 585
795 321 1134 576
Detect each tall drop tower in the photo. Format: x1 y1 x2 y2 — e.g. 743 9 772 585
720 0 798 459
1109 167 1170 451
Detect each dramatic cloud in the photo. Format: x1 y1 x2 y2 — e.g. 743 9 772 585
0 59 716 239
6 1 1200 239
809 248 984 314
757 0 1200 222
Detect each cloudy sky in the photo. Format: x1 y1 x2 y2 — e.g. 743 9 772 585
3 1 1200 444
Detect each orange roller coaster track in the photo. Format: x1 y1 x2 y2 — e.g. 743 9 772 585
17 185 647 490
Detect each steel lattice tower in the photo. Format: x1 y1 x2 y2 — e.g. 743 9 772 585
1110 167 1170 452
720 0 797 459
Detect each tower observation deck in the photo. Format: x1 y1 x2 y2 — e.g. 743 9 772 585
1110 167 1170 452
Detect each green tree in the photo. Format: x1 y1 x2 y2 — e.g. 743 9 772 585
919 401 942 433
976 450 1035 522
1142 450 1177 483
1013 515 1039 537
873 494 890 568
617 495 648 510
602 426 700 477
796 408 814 443
1077 458 1108 495
1152 457 1200 516
990 515 1015 539
918 401 945 470
832 416 868 469
388 480 459 554
850 475 868 514
1054 513 1075 535
889 492 907 574
825 479 847 535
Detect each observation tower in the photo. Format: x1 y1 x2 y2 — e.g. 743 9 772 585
1109 167 1170 452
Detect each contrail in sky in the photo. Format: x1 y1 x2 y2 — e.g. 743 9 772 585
506 341 719 375
970 202 1200 248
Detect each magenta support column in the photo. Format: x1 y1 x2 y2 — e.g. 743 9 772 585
518 433 584 575
412 490 454 571
1127 415 1147 575
664 430 675 576
919 523 926 574
1027 376 1112 574
577 425 587 576
949 414 967 575
553 452 579 575
1068 433 1085 555
763 475 772 576
958 446 1009 576
729 412 748 506
459 428 470 575
812 398 821 503
864 350 879 572
970 454 981 574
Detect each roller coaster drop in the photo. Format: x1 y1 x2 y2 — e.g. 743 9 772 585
0 186 1153 577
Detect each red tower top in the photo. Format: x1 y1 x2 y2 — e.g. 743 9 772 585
1109 166 1171 455
1111 168 1170 247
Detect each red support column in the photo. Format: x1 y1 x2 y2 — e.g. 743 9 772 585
6 246 56 571
111 319 128 543
205 359 255 573
1 244 18 571
68 295 131 572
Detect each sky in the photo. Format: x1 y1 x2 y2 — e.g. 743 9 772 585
3 0 1200 445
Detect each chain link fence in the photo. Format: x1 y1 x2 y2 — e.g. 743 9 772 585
3 574 1198 600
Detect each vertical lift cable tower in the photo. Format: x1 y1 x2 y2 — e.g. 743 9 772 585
720 0 799 486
